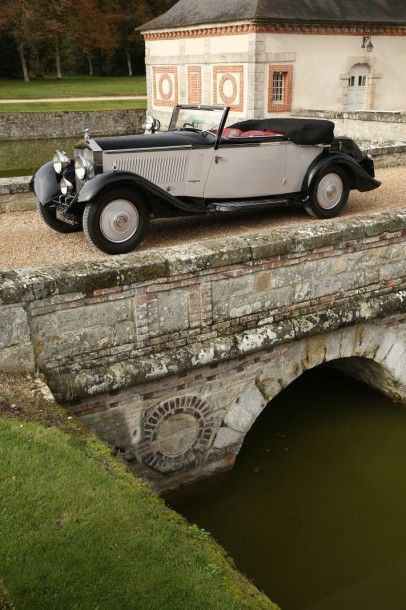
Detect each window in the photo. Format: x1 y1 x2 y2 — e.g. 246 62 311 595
268 65 293 112
272 72 285 103
358 75 366 86
349 76 355 87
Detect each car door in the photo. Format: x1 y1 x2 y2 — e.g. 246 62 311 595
203 140 288 200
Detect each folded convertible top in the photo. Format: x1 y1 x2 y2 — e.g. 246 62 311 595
228 118 335 145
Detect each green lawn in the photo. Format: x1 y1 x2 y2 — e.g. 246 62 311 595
0 375 277 610
0 76 146 100
0 100 147 113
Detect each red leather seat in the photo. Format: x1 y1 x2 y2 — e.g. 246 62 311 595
242 130 282 137
222 127 243 137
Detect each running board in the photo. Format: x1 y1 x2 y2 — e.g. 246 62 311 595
208 198 290 213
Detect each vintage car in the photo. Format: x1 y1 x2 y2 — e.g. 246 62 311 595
31 104 380 254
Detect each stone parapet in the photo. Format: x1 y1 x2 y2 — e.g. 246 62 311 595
0 109 145 141
1 209 405 401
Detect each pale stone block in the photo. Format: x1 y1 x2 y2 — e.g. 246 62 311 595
157 288 189 333
82 397 143 449
0 343 35 372
238 382 266 417
0 305 31 349
213 426 244 450
384 339 406 384
224 402 256 434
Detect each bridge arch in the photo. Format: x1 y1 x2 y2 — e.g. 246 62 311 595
215 322 406 460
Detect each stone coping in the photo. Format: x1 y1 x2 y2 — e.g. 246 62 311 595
294 109 406 123
0 176 32 195
1 209 405 306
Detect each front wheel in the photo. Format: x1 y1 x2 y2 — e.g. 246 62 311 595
305 166 350 219
83 187 149 254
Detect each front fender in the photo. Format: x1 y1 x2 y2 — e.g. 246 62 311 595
71 171 200 215
302 151 381 194
30 161 60 206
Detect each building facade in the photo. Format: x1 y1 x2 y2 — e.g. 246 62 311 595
140 0 406 126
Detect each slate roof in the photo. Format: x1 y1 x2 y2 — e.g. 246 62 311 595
140 0 406 31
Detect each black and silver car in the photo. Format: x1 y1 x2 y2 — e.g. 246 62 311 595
31 105 380 254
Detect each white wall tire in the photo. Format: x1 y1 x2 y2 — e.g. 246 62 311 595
305 166 350 219
83 188 149 254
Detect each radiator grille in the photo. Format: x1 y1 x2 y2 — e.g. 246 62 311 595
114 153 188 185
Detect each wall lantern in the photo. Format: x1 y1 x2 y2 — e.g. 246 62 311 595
361 36 374 52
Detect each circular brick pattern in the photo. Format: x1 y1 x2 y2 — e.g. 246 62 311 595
158 74 173 101
219 73 238 105
142 395 214 473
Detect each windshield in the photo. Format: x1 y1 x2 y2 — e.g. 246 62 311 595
169 106 227 135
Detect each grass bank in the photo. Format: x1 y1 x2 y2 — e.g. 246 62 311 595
0 375 278 610
0 76 146 100
0 100 147 113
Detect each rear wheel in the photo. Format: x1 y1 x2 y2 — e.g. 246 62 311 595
83 187 149 254
305 166 350 219
37 201 81 233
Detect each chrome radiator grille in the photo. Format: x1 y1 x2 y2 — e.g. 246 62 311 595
109 152 188 185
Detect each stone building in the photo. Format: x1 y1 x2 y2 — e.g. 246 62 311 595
140 0 406 126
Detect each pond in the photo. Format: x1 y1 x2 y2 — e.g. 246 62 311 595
0 138 79 178
169 368 406 610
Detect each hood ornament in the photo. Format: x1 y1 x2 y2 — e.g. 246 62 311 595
83 128 90 143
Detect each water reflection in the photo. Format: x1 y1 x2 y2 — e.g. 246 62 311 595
169 367 406 610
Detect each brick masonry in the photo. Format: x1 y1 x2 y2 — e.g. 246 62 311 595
0 210 405 490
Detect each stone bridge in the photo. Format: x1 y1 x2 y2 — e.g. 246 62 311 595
1 210 405 490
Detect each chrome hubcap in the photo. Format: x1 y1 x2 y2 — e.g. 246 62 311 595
317 173 344 210
100 199 139 243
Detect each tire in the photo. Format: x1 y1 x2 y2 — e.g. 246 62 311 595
305 166 350 219
37 200 82 234
83 187 149 255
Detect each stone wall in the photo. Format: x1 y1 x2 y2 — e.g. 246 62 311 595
1 210 405 488
0 109 145 141
294 109 406 146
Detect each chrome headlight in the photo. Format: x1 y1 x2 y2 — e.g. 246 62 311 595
75 155 93 180
143 115 161 134
53 150 70 174
60 178 73 196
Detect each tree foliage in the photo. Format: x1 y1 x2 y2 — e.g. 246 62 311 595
0 0 177 80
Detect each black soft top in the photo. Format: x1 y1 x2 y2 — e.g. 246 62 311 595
229 118 335 145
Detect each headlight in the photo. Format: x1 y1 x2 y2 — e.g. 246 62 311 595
75 155 93 180
53 150 70 174
60 178 73 195
143 115 161 134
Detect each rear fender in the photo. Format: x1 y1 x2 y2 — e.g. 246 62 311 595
68 171 201 216
302 151 381 195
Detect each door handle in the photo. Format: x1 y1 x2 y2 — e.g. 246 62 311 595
215 155 224 164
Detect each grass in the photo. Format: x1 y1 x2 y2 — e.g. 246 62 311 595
0 100 147 113
0 76 146 100
0 374 278 610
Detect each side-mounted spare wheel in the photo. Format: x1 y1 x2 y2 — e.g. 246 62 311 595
305 165 350 219
37 201 82 233
83 187 149 254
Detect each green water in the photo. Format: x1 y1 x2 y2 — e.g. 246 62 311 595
0 138 78 177
169 368 406 610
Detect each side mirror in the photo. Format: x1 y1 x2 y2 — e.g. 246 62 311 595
143 116 161 134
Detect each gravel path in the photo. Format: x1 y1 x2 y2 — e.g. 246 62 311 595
1 165 405 271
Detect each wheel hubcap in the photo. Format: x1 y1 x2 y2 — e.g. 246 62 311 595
100 200 139 243
317 173 344 210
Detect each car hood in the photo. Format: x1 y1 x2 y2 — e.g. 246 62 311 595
93 131 213 151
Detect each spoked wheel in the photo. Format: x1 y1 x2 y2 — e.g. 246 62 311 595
37 201 82 233
305 166 350 219
83 187 149 254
